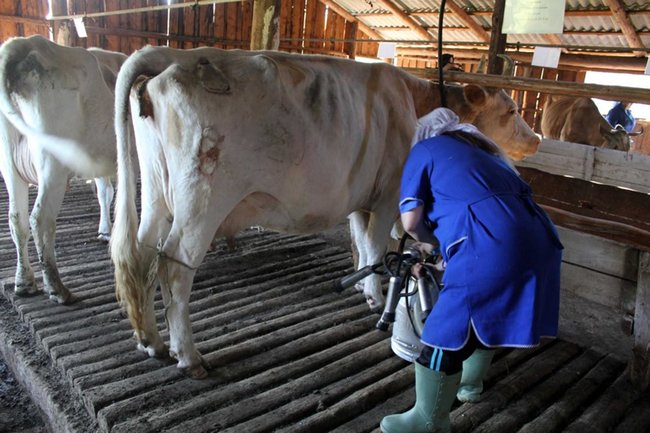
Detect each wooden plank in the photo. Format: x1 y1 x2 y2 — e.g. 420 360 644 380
630 251 650 390
518 139 597 179
290 0 305 49
214 2 226 47
558 291 633 363
561 261 636 311
472 348 605 433
592 151 650 193
152 338 396 433
518 166 650 249
225 2 237 49
613 393 650 433
518 354 626 433
564 370 645 432
451 340 582 433
558 227 639 282
439 70 650 104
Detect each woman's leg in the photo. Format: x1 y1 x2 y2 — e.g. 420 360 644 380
380 330 492 433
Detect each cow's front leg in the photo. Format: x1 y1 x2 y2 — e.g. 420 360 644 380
159 257 205 379
94 176 114 243
5 177 38 295
360 206 400 312
30 174 73 304
348 211 369 292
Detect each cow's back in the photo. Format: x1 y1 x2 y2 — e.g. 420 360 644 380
138 50 425 221
88 48 128 91
541 95 576 140
542 96 607 146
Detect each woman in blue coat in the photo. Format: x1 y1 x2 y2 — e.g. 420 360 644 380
381 108 563 433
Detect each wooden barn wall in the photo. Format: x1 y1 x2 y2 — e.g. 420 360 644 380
0 0 49 41
0 0 378 58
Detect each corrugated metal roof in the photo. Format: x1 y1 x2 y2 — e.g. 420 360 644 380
331 0 649 69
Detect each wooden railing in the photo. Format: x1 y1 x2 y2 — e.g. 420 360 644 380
516 139 650 390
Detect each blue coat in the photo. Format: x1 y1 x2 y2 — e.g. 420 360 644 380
607 102 636 133
400 134 563 350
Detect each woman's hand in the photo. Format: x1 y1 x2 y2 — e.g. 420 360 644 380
411 241 436 257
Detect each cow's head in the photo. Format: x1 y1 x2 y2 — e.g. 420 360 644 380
461 85 541 160
603 124 631 151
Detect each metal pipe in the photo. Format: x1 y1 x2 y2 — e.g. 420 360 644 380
46 0 240 21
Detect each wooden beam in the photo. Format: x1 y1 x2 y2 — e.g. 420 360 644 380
516 167 650 250
444 1 489 43
630 251 650 391
317 0 383 41
487 0 507 74
85 25 249 47
0 13 46 26
405 70 650 104
602 0 647 57
399 48 649 73
375 0 434 41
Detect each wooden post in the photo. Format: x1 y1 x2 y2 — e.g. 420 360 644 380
49 0 68 43
343 21 358 59
487 0 507 74
250 0 281 50
55 21 73 45
630 251 650 390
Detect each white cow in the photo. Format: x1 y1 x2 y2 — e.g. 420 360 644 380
0 35 127 303
110 46 540 378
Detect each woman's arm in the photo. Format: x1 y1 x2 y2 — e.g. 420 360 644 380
400 206 438 247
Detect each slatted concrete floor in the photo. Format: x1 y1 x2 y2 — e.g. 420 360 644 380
1 178 650 433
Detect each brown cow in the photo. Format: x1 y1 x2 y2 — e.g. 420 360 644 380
541 95 630 151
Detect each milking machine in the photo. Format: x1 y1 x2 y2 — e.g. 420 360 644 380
335 238 442 362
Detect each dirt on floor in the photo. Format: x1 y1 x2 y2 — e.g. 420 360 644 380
0 222 356 433
0 321 49 433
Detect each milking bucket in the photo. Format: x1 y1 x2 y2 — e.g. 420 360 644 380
391 276 439 362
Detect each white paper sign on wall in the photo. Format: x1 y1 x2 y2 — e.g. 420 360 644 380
503 0 565 34
73 17 87 38
531 47 562 68
377 42 397 59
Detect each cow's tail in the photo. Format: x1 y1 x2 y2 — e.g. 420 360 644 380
0 36 112 177
110 46 175 336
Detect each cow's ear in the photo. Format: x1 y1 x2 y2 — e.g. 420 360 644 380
463 84 487 107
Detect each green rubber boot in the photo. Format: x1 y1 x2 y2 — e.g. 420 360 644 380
380 363 461 433
457 349 495 403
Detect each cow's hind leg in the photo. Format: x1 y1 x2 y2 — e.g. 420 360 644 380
3 174 38 295
158 257 205 378
30 161 73 304
132 197 173 360
156 198 240 378
94 176 114 243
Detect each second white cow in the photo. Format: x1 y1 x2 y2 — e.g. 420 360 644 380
110 46 540 378
0 35 127 303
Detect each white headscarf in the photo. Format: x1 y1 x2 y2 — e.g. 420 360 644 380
412 107 515 170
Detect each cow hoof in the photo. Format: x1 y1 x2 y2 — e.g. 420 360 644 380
49 291 76 305
365 295 384 314
97 233 111 243
137 342 168 359
14 283 41 297
182 363 208 379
